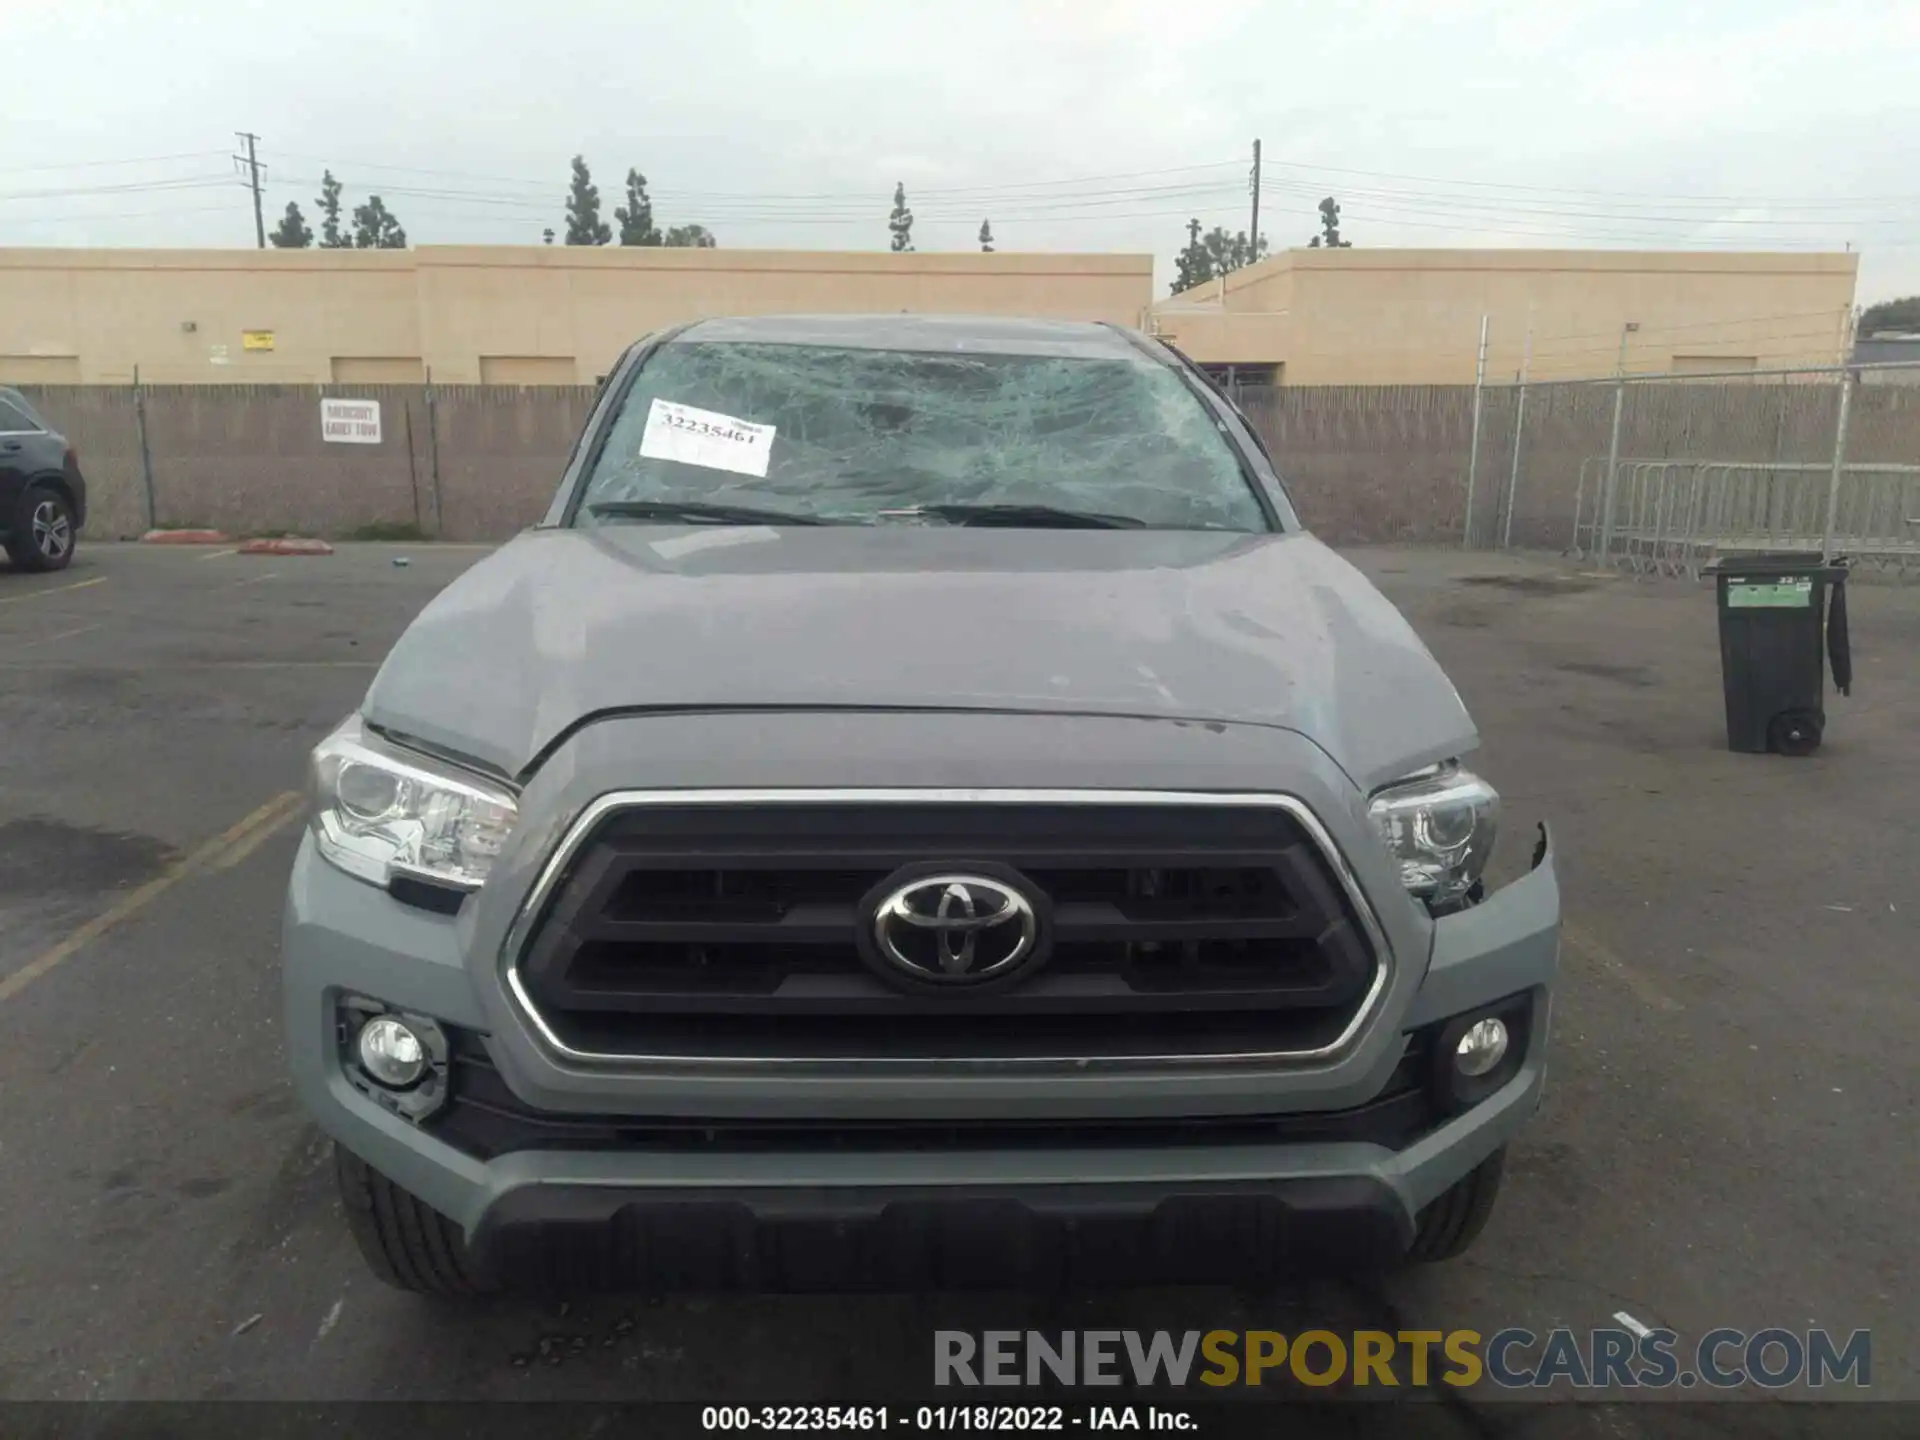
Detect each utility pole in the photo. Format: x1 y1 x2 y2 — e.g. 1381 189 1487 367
235 131 265 248
1249 139 1262 259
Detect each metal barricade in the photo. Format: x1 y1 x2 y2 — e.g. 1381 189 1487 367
1575 459 1920 579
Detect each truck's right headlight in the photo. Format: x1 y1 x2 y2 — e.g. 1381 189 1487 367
308 715 519 892
1367 762 1499 908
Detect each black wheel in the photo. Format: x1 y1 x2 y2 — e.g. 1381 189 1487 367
1767 709 1822 757
333 1145 496 1295
1405 1148 1506 1264
5 485 76 573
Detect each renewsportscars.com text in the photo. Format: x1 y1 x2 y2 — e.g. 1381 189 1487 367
934 1328 1871 1391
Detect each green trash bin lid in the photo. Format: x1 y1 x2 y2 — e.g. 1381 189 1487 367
1705 551 1851 585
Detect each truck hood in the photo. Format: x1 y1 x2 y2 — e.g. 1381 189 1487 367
363 525 1476 788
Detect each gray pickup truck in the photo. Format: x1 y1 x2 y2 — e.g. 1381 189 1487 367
283 315 1558 1294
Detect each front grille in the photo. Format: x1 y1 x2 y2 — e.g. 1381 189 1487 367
432 1030 1433 1159
513 800 1381 1062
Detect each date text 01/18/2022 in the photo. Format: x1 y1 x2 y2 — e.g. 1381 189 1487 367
701 1406 1196 1432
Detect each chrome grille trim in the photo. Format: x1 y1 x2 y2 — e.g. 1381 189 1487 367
500 789 1395 1073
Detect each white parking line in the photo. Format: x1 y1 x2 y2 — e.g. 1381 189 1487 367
0 576 106 607
0 622 101 652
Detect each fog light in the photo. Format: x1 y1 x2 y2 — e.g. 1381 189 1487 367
356 1016 428 1089
1454 1017 1510 1078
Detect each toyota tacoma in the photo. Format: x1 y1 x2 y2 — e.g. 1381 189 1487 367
283 314 1558 1293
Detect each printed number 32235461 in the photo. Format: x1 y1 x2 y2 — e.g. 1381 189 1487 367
665 413 758 445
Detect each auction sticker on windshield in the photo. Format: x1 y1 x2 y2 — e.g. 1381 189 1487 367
639 398 776 478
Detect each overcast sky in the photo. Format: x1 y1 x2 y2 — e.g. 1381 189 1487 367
5 0 1918 308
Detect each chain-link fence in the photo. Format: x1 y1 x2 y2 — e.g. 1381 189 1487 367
1238 362 1920 574
1467 361 1920 575
19 365 1920 562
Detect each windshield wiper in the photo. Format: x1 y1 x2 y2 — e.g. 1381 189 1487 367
587 499 823 526
901 503 1147 529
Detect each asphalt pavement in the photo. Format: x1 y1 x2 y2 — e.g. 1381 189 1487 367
0 540 1913 1435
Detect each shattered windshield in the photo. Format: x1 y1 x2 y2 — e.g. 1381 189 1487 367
575 340 1270 530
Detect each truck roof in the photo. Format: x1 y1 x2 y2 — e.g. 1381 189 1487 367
673 313 1145 360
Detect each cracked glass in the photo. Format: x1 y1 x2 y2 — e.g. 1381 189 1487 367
577 340 1270 529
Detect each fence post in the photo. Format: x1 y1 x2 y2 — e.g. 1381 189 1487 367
1500 320 1534 550
132 365 157 533
1461 314 1489 548
1597 378 1627 564
423 368 444 538
403 400 424 536
1821 369 1855 562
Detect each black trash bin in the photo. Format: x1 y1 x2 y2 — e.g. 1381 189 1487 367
1705 552 1852 756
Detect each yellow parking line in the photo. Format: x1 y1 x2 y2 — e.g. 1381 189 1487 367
210 803 306 872
0 576 106 607
0 790 304 1008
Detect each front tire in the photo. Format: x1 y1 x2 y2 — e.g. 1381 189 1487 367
334 1146 496 1295
6 485 76 573
1405 1147 1506 1263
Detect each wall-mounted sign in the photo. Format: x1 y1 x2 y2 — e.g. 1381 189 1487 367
242 330 276 352
321 398 382 444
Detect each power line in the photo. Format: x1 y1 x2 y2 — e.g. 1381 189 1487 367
0 175 236 204
1289 204 1863 248
1258 156 1920 207
0 150 229 177
1 202 248 228
258 149 1249 202
1257 175 1916 229
267 171 1252 219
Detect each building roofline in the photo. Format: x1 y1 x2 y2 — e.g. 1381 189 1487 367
1153 245 1861 311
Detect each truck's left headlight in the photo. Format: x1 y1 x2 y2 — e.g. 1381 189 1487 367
308 715 519 891
1367 762 1499 908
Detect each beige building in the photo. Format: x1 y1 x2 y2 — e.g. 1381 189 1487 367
1151 247 1859 385
0 242 1858 387
0 246 1154 386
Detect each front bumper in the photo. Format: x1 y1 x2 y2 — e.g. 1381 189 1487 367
475 1174 1417 1289
283 789 1558 1286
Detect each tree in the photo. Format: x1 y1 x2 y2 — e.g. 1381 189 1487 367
615 168 660 246
1172 220 1268 294
565 155 611 246
663 223 717 248
1199 226 1265 275
268 201 313 249
316 170 348 249
1310 196 1352 248
1859 295 1920 334
351 195 407 249
543 227 555 245
1172 218 1213 294
888 182 914 252
979 219 994 253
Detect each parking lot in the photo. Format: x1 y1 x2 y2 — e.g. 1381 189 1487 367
0 540 1913 1428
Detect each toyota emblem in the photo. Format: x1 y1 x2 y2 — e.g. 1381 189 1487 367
869 874 1040 984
